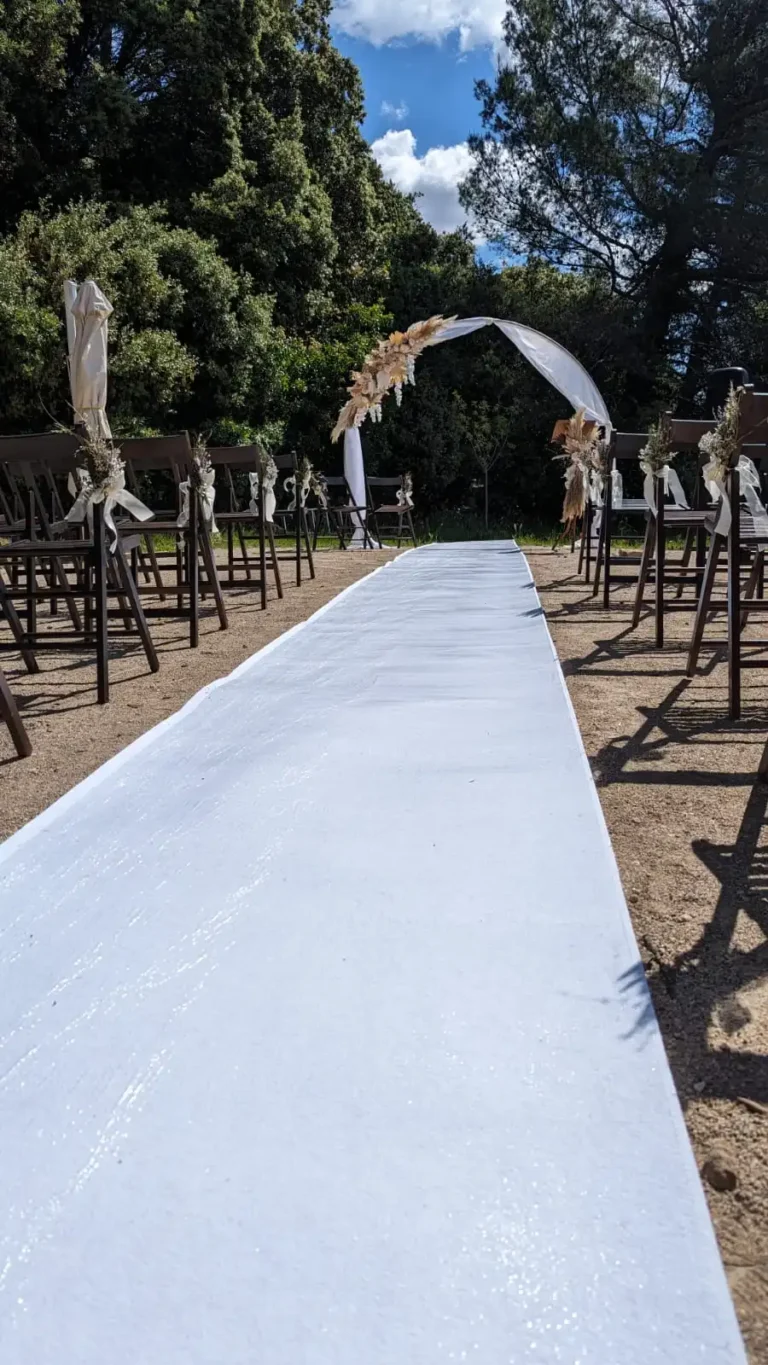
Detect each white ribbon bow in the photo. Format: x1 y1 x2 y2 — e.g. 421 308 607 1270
396 485 414 510
642 464 689 512
66 468 153 551
284 465 311 512
248 475 278 526
588 469 603 506
178 468 218 535
704 454 768 537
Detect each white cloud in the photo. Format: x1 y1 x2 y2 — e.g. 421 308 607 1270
333 0 505 49
380 100 409 121
371 128 476 235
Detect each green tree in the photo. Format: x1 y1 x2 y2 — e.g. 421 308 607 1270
462 0 768 404
0 200 280 434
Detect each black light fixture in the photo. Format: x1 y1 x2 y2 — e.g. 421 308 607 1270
704 367 750 416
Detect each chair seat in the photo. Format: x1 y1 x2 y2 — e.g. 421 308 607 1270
611 498 648 513
0 538 95 556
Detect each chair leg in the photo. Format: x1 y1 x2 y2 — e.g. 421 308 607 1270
728 472 741 720
144 535 166 601
92 504 109 704
655 489 665 648
237 522 252 581
114 546 160 673
107 556 134 633
631 516 655 629
267 523 283 598
188 518 199 649
741 550 763 631
259 504 268 611
0 667 32 758
686 533 721 677
301 508 315 579
593 508 606 597
0 573 39 673
53 554 83 632
602 507 613 608
676 525 695 598
199 522 228 630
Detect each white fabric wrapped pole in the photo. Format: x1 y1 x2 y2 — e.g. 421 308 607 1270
343 428 380 549
69 280 113 440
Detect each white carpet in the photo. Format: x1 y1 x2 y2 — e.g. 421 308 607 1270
0 544 745 1363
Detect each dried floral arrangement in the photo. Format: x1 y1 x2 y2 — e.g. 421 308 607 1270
178 435 218 533
396 471 414 509
699 385 743 486
639 419 675 480
72 430 124 496
309 465 328 507
66 430 152 547
331 316 455 441
189 436 214 489
551 408 600 531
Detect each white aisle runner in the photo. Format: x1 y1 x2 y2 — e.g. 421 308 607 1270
0 544 744 1363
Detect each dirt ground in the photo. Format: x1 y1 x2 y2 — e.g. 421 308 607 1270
527 545 768 1362
1 538 765 1354
0 548 398 837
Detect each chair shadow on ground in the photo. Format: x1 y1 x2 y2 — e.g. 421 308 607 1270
586 661 768 1104
547 567 768 1104
620 754 768 1106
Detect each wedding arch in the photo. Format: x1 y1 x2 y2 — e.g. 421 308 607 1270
331 315 613 526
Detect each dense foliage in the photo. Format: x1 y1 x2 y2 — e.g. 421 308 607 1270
2 0 767 527
462 0 768 410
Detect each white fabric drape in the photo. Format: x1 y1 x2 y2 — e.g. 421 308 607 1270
67 279 113 439
492 320 612 429
343 427 380 548
427 317 612 429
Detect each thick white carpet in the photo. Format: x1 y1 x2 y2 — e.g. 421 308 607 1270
0 544 744 1363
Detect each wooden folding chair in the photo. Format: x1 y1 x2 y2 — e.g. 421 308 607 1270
321 476 376 550
120 435 228 647
0 436 159 702
209 445 282 607
366 475 417 547
630 419 719 645
270 453 316 584
685 388 768 717
593 433 652 605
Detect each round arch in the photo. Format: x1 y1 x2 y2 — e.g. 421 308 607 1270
331 316 612 537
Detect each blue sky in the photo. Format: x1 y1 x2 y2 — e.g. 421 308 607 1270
331 0 506 237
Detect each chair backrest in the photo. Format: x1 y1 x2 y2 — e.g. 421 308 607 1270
208 444 262 469
119 433 191 512
209 445 262 515
272 452 298 473
0 432 81 532
608 432 648 461
119 433 191 474
321 474 355 508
